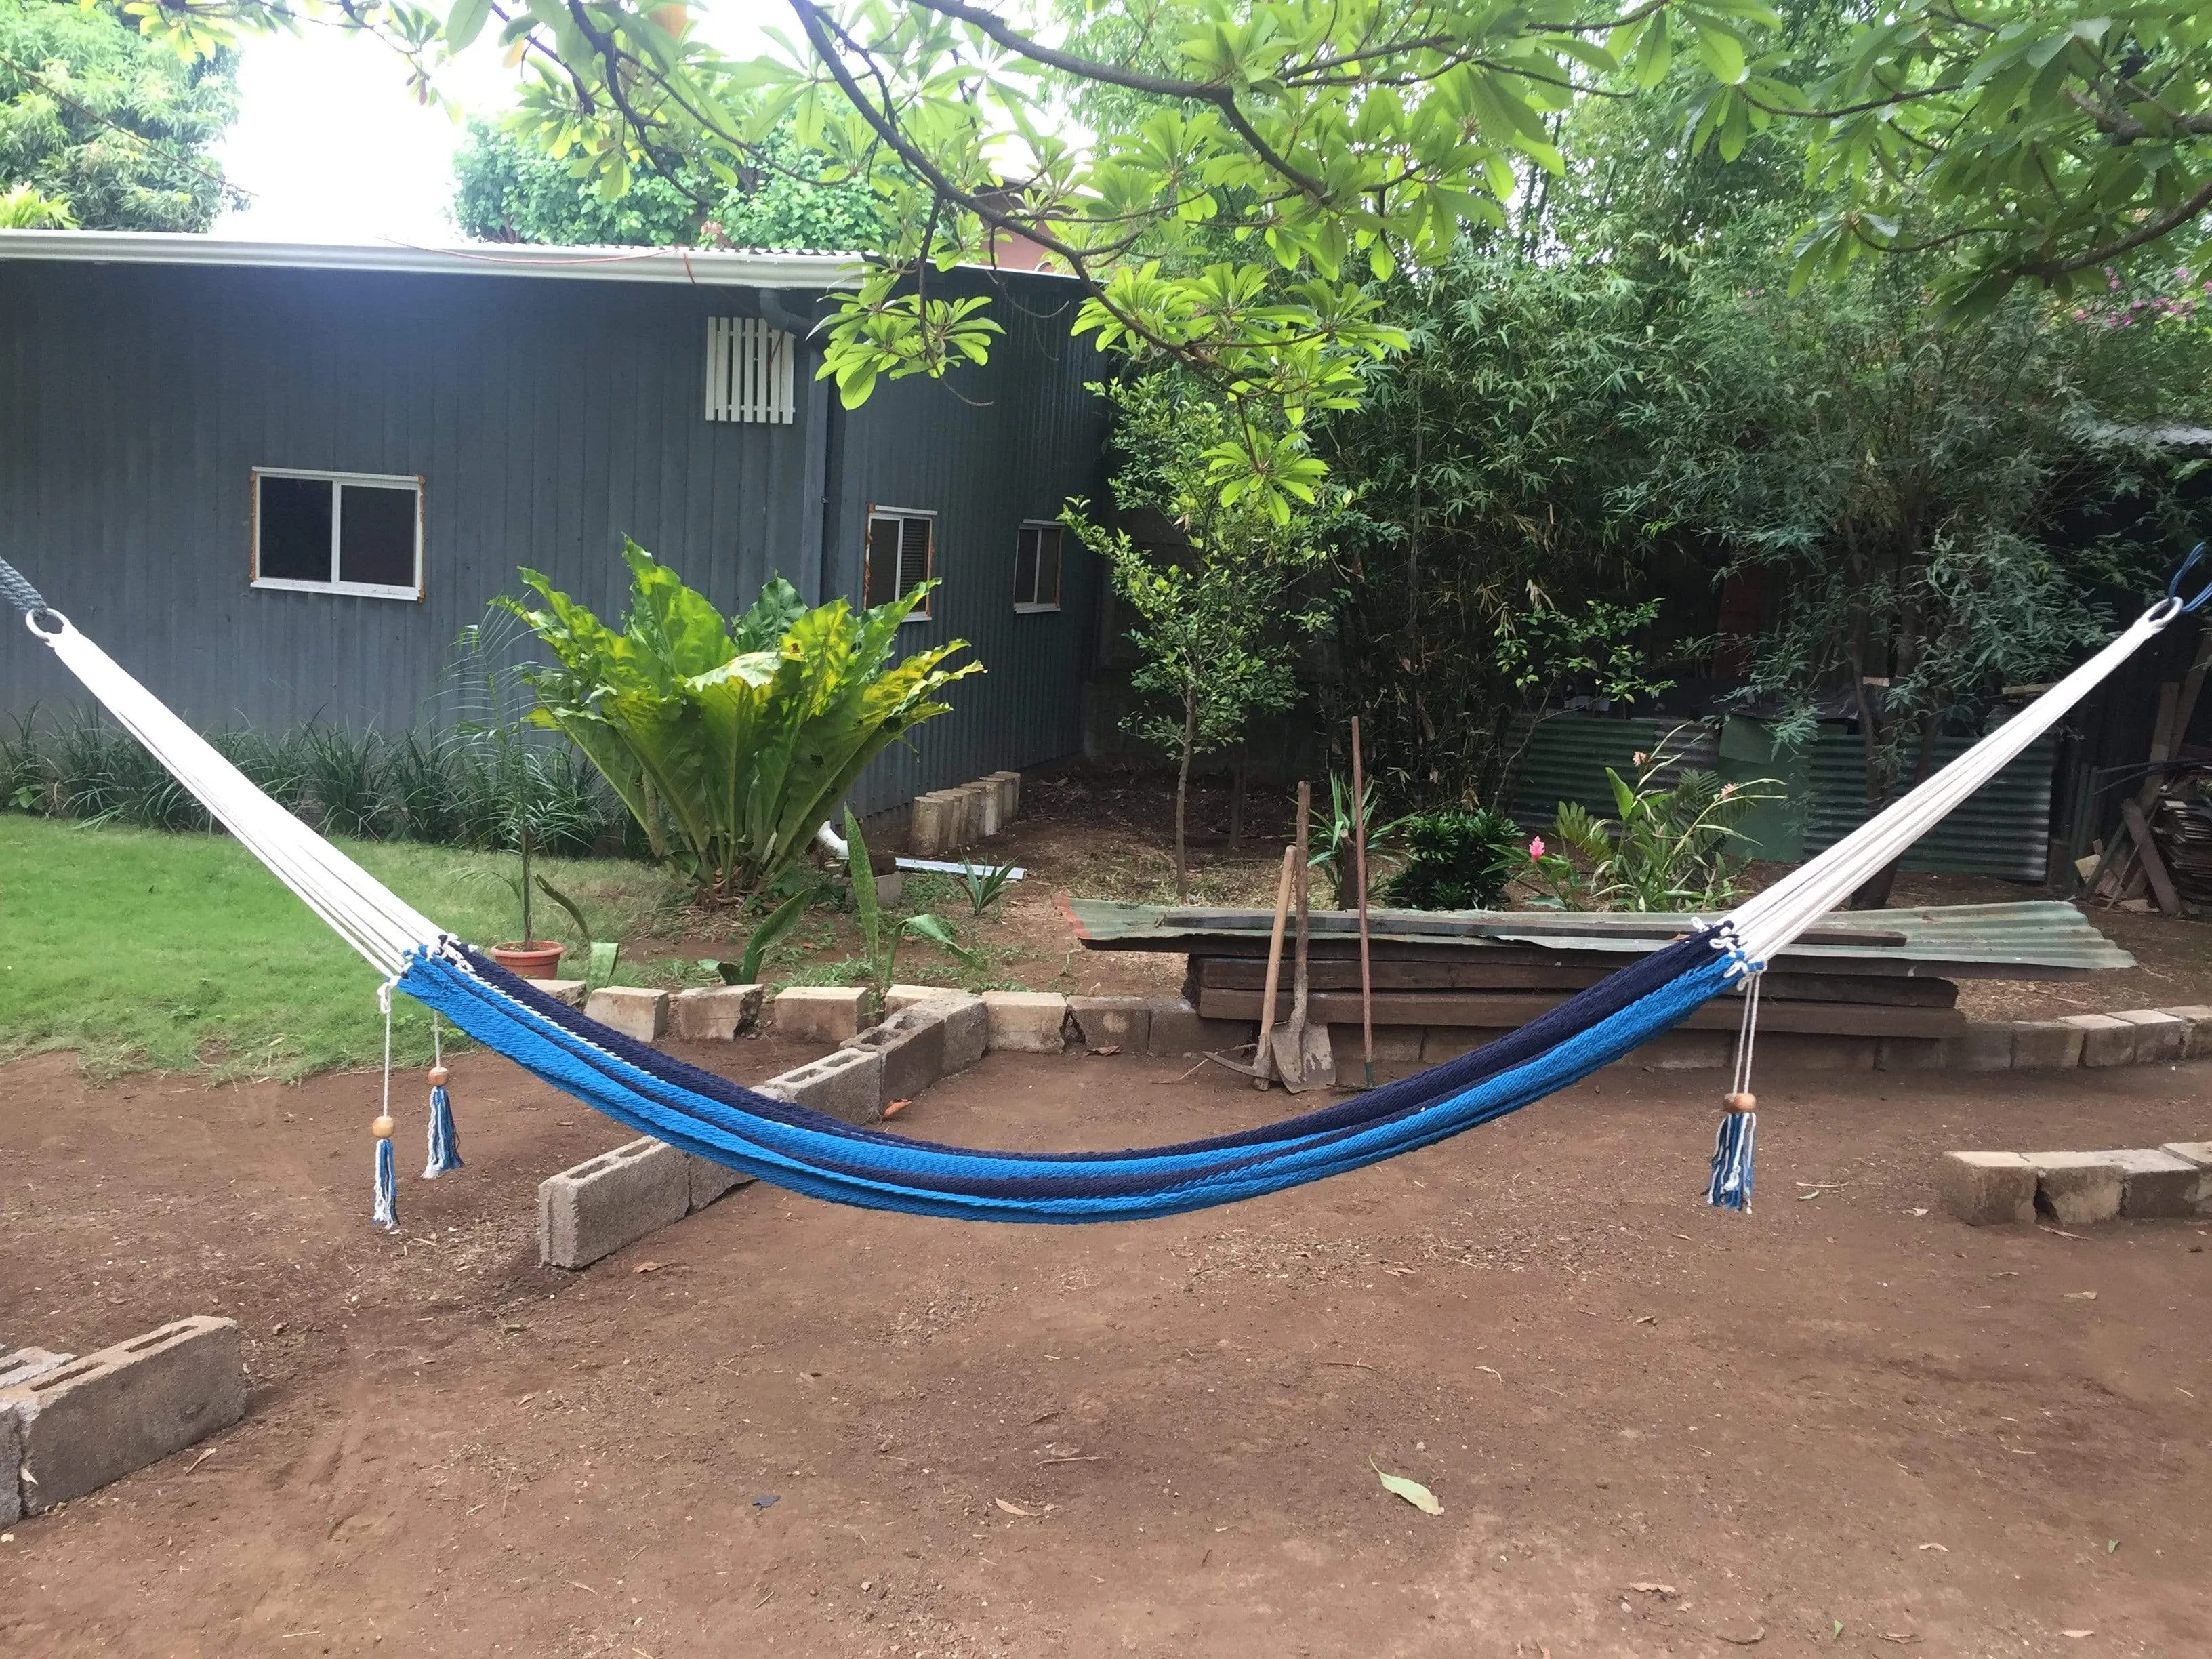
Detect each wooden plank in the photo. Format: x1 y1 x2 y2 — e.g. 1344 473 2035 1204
1192 956 1957 1006
2123 799 2184 916
1196 987 1966 1038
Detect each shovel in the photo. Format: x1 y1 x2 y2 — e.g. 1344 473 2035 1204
1269 780 1336 1094
1207 843 1296 1085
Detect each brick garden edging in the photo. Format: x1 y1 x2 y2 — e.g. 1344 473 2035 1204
1940 1143 2212 1227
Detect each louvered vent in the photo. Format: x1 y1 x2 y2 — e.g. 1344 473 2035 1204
705 317 796 423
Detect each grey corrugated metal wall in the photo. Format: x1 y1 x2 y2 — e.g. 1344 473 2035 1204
832 276 1106 813
0 259 1107 815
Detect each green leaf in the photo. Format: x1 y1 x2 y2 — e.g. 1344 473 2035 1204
445 0 495 52
585 941 621 995
739 886 813 982
1371 1456 1442 1515
899 912 976 964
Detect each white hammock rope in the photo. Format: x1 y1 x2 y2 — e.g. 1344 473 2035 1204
18 594 2189 994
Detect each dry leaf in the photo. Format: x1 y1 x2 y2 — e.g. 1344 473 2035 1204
2064 1290 2098 1300
1629 1582 1679 1597
1370 1457 1442 1515
1715 1626 1766 1645
882 1099 911 1119
994 1497 1047 1517
1917 1542 1948 1553
1086 1045 1121 1057
633 1261 663 1275
2061 1632 2094 1640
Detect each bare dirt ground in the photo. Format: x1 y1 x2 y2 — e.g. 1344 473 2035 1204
3 1037 2209 1658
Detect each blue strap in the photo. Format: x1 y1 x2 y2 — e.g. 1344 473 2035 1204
2167 544 2212 613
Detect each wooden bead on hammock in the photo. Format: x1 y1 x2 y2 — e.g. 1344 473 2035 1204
372 1115 396 1140
428 1065 449 1086
1723 1091 1755 1115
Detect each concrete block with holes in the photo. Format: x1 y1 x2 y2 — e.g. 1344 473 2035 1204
0 1317 245 1512
881 987 987 1069
842 1003 948 1105
756 1046 885 1126
686 1153 754 1213
2110 1009 2187 1065
585 985 668 1043
1938 1151 2038 1227
539 1137 691 1269
773 985 871 1042
669 983 762 1041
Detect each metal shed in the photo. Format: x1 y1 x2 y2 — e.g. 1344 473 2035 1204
0 230 1109 814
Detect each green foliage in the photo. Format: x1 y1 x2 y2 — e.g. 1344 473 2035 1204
954 857 1017 918
0 815 678 1079
449 115 885 249
1307 773 1410 910
843 807 970 1010
702 884 815 985
1384 806 1525 912
1519 744 1776 912
505 544 981 905
1066 374 1333 899
0 1 240 232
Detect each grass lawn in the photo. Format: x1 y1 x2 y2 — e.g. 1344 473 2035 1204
0 816 682 1079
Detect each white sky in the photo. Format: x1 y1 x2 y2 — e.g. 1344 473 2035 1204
213 6 784 245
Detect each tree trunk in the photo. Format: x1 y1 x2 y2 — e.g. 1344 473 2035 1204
1174 695 1198 901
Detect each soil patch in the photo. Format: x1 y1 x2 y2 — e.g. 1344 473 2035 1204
3 1042 2208 1656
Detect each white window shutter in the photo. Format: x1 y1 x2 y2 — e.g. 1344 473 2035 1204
705 317 796 423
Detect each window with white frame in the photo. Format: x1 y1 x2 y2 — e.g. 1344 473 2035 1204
705 317 796 423
1013 521 1063 612
864 508 936 619
251 468 423 600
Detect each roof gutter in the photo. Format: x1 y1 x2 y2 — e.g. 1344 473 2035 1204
0 229 867 290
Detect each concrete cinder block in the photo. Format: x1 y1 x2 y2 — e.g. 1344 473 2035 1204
985 769 1021 822
2102 1148 2203 1217
1069 996 1151 1052
981 991 1071 1054
0 1349 73 1391
1938 1151 2038 1227
842 1004 948 1104
686 1153 754 1213
1325 1024 1423 1062
0 1399 19 1523
1145 997 1251 1057
2160 1006 2212 1060
757 1046 886 1126
2060 1013 2137 1067
909 792 959 857
2159 1143 2212 1212
1952 1023 2021 1072
2110 1009 2186 1065
773 985 871 1042
2010 1021 2087 1069
1877 1036 1955 1071
669 983 762 1041
535 978 587 1008
539 1136 691 1269
969 779 1002 840
0 1317 245 1511
2024 1151 2125 1225
885 983 958 1014
586 985 670 1043
881 987 986 1068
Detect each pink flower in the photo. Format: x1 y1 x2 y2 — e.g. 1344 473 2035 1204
1528 836 1547 861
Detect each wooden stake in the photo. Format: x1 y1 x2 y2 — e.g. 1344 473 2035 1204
1252 845 1296 1088
1351 717 1375 1088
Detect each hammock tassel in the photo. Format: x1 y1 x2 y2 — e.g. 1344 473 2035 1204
371 1113 399 1230
1706 968 1761 1210
1705 1093 1757 1211
424 1015 463 1177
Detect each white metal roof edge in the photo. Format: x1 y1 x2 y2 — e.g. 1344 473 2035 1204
0 229 868 289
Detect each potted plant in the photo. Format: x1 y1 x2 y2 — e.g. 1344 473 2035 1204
491 825 567 978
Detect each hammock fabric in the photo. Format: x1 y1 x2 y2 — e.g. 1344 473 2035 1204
3 547 2203 1225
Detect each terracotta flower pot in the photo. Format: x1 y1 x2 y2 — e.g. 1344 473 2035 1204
491 941 567 979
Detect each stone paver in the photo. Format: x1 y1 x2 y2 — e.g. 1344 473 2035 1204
586 985 670 1043
2024 1151 2125 1225
981 991 1071 1054
774 985 870 1042
669 984 762 1040
1938 1151 2037 1227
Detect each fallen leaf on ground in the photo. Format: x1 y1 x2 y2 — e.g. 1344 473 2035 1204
1629 1582 1678 1597
1635 1315 1658 1326
994 1497 1050 1517
1715 1626 1765 1645
1877 1634 1922 1644
882 1099 911 1119
2064 1291 2098 1300
1370 1457 1442 1515
1086 1045 1121 1057
1917 1542 1948 1553
1476 1365 1503 1382
632 1261 664 1275
2039 1226 2084 1240
2061 1631 2095 1639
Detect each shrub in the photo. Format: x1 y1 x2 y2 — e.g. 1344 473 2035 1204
1383 806 1524 911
